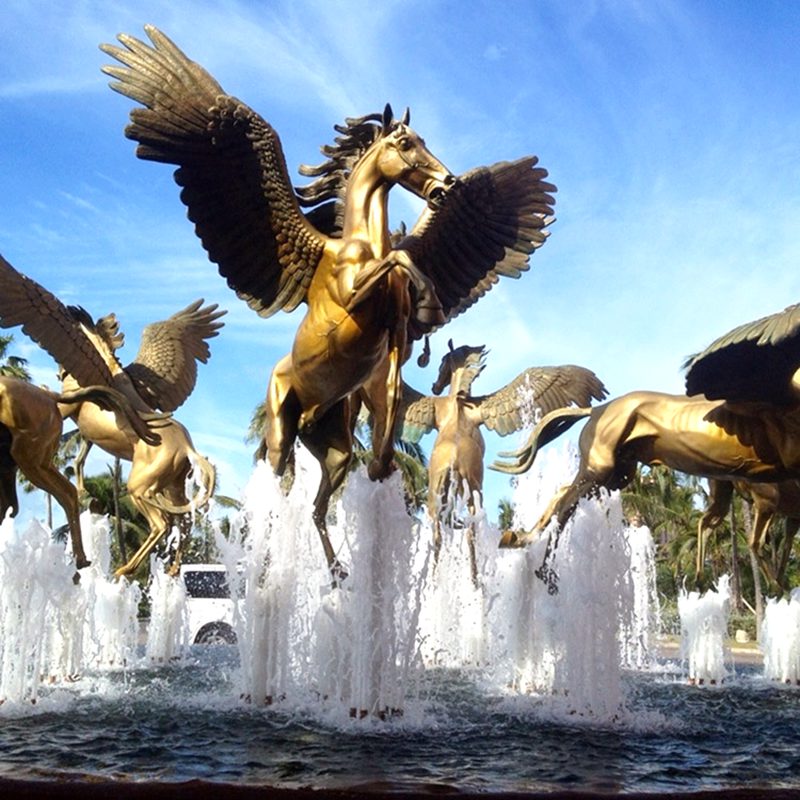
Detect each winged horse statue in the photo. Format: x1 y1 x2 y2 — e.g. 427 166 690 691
0 254 224 577
400 341 607 584
492 303 800 592
101 25 556 580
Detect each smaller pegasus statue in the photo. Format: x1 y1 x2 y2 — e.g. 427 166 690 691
0 254 225 577
399 341 608 584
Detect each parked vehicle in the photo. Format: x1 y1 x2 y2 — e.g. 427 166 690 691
180 563 238 645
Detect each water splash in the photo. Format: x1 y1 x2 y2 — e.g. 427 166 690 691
678 575 731 684
761 588 800 683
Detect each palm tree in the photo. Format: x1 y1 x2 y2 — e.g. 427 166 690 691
0 334 31 380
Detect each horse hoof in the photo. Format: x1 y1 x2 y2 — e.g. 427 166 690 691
499 531 524 548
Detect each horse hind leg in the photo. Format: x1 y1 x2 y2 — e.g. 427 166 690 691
20 461 89 570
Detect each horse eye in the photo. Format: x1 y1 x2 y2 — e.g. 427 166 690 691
397 137 412 151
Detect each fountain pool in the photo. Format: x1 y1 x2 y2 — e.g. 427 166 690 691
2 447 800 798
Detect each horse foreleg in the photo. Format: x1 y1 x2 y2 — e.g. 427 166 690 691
776 519 799 590
301 400 353 585
264 356 300 477
368 334 404 482
750 508 781 594
73 438 92 498
696 480 733 581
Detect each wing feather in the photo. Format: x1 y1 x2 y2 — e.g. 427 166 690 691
101 25 327 318
476 365 608 436
125 300 226 412
398 158 556 339
684 303 800 404
0 254 115 387
397 382 437 443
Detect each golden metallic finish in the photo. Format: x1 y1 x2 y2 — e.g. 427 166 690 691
0 254 222 578
0 375 164 573
493 304 800 592
101 26 557 578
699 479 800 593
400 341 607 584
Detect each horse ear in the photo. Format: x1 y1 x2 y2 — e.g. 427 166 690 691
401 107 411 125
448 338 454 352
382 104 393 134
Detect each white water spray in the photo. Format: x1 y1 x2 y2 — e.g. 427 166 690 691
678 575 731 684
761 588 800 683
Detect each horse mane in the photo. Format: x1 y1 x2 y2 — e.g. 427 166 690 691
295 111 394 234
67 305 125 354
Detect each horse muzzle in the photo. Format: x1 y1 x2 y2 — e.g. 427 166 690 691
425 174 457 210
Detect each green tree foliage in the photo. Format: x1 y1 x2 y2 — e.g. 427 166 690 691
0 334 31 380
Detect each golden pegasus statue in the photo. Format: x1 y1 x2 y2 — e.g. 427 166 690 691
399 341 607 584
0 374 161 574
101 25 557 581
492 302 800 593
0 253 225 577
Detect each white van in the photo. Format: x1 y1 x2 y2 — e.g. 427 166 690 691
180 564 238 645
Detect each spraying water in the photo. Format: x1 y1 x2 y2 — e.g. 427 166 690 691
761 588 800 683
678 575 731 684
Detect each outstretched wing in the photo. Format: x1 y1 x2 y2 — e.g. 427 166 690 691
475 365 608 436
101 25 328 318
125 300 226 412
0 254 115 387
397 158 556 339
397 382 437 443
684 303 800 405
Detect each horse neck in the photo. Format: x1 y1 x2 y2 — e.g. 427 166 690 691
341 151 391 256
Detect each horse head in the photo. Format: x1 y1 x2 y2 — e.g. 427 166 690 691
371 104 455 209
432 340 488 396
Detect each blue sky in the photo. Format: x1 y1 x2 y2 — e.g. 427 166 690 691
2 0 800 526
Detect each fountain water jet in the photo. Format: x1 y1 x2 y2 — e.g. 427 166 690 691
761 588 800 683
217 449 430 718
678 575 731 684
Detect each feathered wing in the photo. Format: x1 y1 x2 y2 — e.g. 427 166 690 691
397 158 556 340
0 254 116 387
101 25 328 318
684 303 800 405
475 365 608 436
397 382 437 443
125 300 226 412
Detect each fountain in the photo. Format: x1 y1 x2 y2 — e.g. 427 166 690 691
2 445 800 798
761 589 800 684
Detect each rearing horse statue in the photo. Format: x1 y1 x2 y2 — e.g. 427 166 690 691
400 341 607 584
101 25 557 579
0 254 223 578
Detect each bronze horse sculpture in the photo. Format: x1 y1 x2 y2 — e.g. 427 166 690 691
493 302 800 592
0 375 160 573
400 341 607 584
0 254 223 578
101 25 557 580
698 478 800 592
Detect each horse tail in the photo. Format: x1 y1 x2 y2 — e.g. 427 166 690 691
150 451 216 515
491 406 592 475
54 385 165 446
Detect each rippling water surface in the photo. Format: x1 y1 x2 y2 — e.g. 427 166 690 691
2 647 800 794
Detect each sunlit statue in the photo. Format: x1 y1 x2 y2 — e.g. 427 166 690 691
493 302 800 592
399 341 607 584
699 478 800 593
0 374 160 573
0 254 223 577
101 26 556 580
